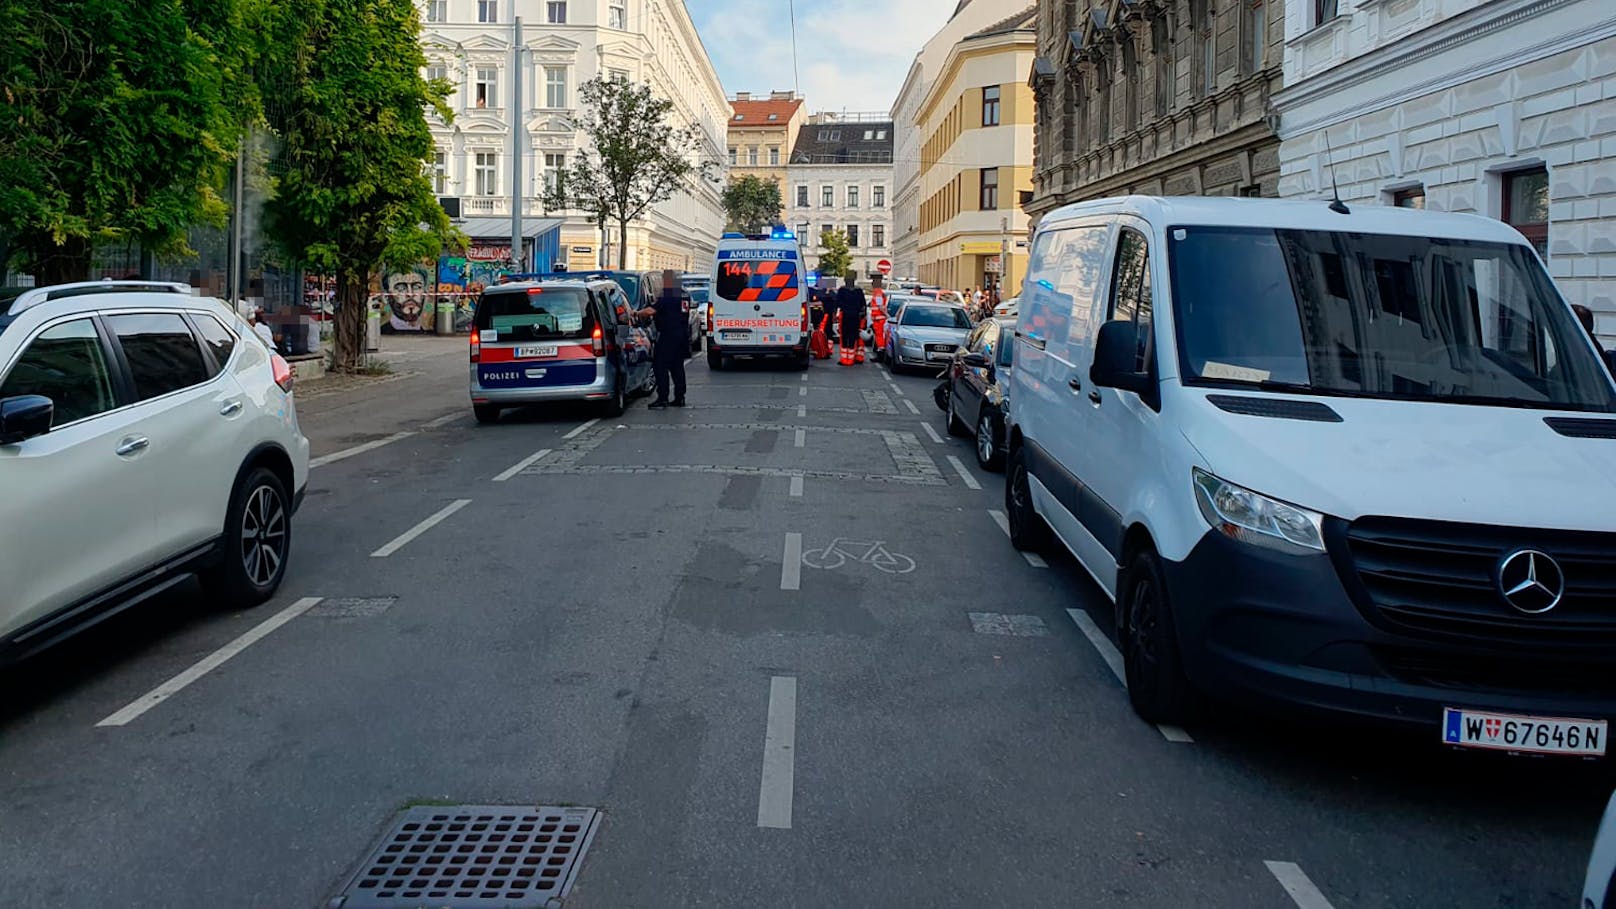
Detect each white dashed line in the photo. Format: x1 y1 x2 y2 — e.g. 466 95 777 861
920 422 944 444
492 449 551 482
799 385 807 396
794 428 805 448
757 676 798 829
789 474 804 497
563 418 599 440
988 510 1048 568
781 533 802 590
888 382 904 395
371 499 472 558
945 455 980 490
901 398 920 415
97 597 323 727
800 374 808 382
1065 609 1194 743
797 404 806 418
422 412 463 429
1264 861 1336 909
309 431 416 468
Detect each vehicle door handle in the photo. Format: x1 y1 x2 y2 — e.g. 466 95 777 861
116 436 149 456
219 400 243 416
1088 391 1102 405
1068 378 1082 392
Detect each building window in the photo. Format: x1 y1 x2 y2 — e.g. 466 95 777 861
474 152 498 196
873 185 885 208
818 129 840 142
872 224 885 247
544 152 566 193
1095 67 1111 144
822 186 834 207
980 168 999 210
1503 167 1549 257
608 0 627 29
1152 19 1172 118
1392 186 1426 209
1314 0 1338 25
728 147 737 165
1245 1 1267 73
747 146 758 166
820 224 833 245
1120 41 1138 131
847 224 860 247
769 146 780 165
431 150 448 194
477 0 497 23
475 67 498 108
848 186 859 208
546 1 566 24
426 0 447 23
982 85 1001 127
608 68 629 83
1239 184 1263 197
425 63 448 85
797 221 809 239
544 66 567 109
796 185 809 207
1196 0 1215 96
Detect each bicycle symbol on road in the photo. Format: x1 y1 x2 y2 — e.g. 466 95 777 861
801 538 917 575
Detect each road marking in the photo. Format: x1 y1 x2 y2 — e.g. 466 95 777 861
945 455 981 490
372 499 472 558
789 474 804 497
888 382 904 395
563 418 599 440
799 385 807 396
97 597 323 727
492 449 551 482
1264 861 1335 909
800 374 808 382
781 533 802 590
309 431 416 469
794 428 805 448
796 404 806 418
988 510 1048 567
1065 609 1194 743
422 412 463 429
920 422 944 444
757 676 798 829
901 398 920 415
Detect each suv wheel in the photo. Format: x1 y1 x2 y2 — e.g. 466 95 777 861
202 467 290 608
1120 548 1198 725
473 404 501 424
1005 445 1052 552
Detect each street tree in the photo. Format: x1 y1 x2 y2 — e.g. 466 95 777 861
257 0 454 372
0 1 255 283
545 77 715 270
817 228 852 282
721 175 783 234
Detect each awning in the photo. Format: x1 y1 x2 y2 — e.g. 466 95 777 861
460 216 563 241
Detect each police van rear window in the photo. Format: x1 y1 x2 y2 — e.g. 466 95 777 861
475 288 596 341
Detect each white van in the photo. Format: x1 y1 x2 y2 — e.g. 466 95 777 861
706 231 809 370
1007 196 1616 755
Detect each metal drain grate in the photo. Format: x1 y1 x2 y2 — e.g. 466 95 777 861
331 805 600 908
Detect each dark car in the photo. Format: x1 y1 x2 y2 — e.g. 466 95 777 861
945 318 1015 471
576 270 697 357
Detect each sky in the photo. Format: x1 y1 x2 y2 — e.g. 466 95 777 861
685 0 957 115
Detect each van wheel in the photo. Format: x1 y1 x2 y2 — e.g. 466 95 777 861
795 351 811 370
201 467 290 608
601 378 626 417
473 404 501 424
707 348 723 370
1120 549 1198 725
1005 445 1052 552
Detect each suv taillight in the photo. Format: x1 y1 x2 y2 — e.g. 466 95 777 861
470 330 481 363
592 323 605 356
270 352 294 392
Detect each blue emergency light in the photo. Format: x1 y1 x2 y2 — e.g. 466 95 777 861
721 231 746 239
769 227 796 240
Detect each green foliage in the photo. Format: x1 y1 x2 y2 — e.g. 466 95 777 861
721 175 782 234
0 0 256 281
817 228 852 282
545 77 715 270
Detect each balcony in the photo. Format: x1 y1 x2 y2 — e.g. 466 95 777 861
460 197 546 217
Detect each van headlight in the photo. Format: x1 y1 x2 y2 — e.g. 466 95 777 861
1192 468 1325 554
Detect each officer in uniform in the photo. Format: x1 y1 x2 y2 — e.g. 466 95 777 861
639 269 689 408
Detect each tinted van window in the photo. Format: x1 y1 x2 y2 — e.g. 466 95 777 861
475 287 596 341
107 313 212 400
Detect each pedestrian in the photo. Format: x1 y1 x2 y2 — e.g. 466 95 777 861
639 269 689 408
246 305 277 351
1572 303 1616 374
868 276 889 354
835 270 867 366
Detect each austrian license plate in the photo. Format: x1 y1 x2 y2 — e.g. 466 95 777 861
721 330 750 340
927 351 951 360
515 345 558 359
1442 707 1607 756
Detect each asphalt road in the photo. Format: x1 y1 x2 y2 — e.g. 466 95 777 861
0 334 1609 908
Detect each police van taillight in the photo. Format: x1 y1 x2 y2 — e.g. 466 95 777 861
591 323 605 356
470 330 481 363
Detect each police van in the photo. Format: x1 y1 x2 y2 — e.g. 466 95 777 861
706 230 809 370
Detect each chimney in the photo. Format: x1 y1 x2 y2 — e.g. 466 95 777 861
734 91 751 101
770 90 795 101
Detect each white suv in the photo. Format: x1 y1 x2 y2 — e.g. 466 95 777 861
0 281 310 663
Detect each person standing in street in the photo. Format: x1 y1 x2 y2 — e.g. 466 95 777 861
836 271 867 366
639 269 689 408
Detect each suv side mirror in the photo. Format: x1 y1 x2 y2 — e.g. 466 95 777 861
0 395 54 445
1090 320 1153 397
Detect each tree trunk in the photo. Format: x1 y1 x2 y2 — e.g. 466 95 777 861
35 236 92 285
332 267 370 373
617 218 629 271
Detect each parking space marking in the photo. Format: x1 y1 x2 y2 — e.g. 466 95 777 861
945 455 981 490
310 431 416 469
789 474 804 497
422 412 463 429
1065 609 1193 743
781 533 802 590
797 404 806 418
794 428 806 448
757 676 798 829
988 510 1048 567
96 597 324 727
492 449 551 482
799 385 807 396
888 382 904 396
800 374 808 382
901 398 921 416
372 499 473 558
1264 861 1335 909
920 422 944 444
563 418 599 440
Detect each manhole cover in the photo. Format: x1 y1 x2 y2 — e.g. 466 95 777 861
331 805 600 908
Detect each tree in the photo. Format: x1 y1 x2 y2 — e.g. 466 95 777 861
722 175 782 234
0 1 254 283
545 77 715 270
257 0 454 372
817 228 852 283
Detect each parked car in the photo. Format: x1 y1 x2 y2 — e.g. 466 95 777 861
946 318 1015 470
680 273 710 352
885 302 973 373
1007 196 1616 749
470 277 654 421
573 269 696 357
994 296 1020 319
874 294 925 361
0 280 310 665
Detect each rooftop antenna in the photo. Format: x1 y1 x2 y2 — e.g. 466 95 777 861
1323 132 1350 215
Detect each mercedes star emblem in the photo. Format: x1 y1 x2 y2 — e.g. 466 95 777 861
1496 549 1565 614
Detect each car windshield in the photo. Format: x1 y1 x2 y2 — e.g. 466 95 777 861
903 305 971 329
1167 226 1616 412
474 287 596 341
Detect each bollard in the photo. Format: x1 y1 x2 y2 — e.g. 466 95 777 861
366 310 381 352
436 300 454 335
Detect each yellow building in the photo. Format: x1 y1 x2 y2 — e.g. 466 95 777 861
914 9 1036 297
726 91 806 192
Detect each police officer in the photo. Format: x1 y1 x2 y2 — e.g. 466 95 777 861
835 271 867 365
638 269 689 408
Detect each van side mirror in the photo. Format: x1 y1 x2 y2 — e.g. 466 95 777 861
0 395 54 444
1090 320 1153 397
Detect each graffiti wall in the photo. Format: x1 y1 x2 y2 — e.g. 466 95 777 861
359 242 528 333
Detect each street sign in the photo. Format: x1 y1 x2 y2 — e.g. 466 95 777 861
984 255 1003 274
876 259 892 275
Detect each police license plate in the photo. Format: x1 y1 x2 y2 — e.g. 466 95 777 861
1442 707 1607 756
515 345 558 359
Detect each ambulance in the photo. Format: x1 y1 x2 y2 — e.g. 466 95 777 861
706 229 810 370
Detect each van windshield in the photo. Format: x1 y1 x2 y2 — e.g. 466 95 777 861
475 287 595 341
1167 226 1615 412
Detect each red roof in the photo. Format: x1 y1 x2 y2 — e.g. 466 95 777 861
729 98 803 129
